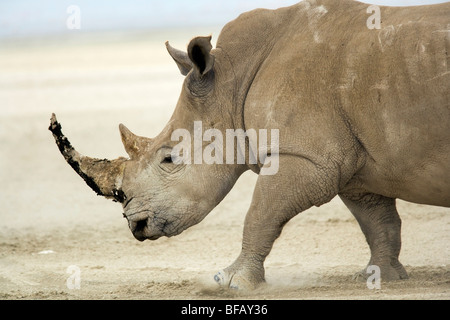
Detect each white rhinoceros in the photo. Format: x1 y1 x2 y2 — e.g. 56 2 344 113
49 0 450 290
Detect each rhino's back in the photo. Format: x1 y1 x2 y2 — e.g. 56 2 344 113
234 0 450 206
333 2 450 206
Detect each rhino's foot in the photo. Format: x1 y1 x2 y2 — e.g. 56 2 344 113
353 261 409 282
214 265 265 290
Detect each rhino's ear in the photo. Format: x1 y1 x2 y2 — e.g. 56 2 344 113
187 36 215 77
165 41 193 76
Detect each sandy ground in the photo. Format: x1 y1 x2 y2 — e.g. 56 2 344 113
0 28 449 300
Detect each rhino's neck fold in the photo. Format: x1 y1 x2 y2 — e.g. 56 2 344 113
216 6 292 131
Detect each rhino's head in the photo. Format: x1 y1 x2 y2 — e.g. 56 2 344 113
49 36 248 241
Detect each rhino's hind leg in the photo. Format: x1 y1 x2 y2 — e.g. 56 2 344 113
339 193 409 281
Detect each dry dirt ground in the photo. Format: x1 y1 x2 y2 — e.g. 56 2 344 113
0 29 449 301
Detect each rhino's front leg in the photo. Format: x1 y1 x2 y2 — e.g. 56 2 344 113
215 155 338 290
214 196 292 290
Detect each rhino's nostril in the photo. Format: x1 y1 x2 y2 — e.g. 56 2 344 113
130 218 149 242
134 219 147 233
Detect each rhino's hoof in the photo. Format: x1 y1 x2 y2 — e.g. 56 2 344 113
352 270 368 282
214 270 241 290
353 264 409 282
214 271 226 286
214 270 237 288
214 269 258 290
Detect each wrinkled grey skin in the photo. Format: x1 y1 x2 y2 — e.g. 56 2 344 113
50 0 450 290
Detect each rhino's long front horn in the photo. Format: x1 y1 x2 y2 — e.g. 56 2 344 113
49 113 128 203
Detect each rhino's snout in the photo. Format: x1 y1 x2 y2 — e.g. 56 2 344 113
126 211 167 241
128 217 165 241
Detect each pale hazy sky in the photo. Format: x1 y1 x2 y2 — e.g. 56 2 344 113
0 0 447 39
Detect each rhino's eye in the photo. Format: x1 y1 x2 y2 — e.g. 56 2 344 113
158 147 185 173
162 155 173 164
